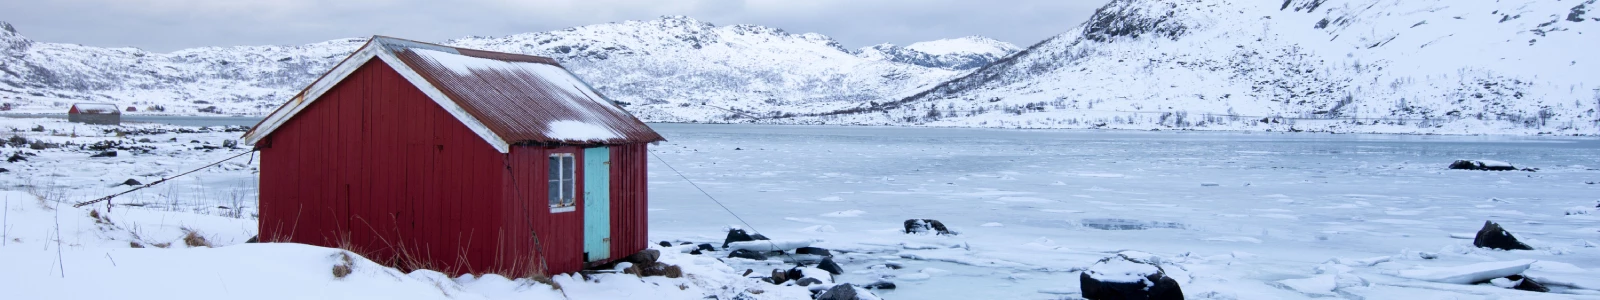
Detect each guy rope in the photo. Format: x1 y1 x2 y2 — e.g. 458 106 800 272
72 150 258 209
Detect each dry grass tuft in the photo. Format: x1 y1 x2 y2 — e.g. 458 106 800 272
129 241 144 248
151 242 171 248
528 274 562 291
89 209 113 225
332 252 355 279
181 228 212 248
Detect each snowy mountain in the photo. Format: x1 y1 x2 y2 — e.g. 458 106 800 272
800 0 1600 135
0 16 1012 121
854 36 1020 70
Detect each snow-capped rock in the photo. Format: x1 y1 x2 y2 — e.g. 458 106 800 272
815 0 1600 135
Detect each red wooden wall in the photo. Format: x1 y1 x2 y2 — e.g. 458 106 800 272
258 59 651 277
609 143 649 260
259 59 510 275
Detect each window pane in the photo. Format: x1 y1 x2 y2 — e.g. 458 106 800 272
548 155 561 206
562 178 575 206
562 156 576 205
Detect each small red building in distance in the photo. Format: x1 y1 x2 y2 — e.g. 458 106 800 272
243 36 664 277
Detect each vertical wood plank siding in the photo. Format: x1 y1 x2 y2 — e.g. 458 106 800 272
609 143 649 261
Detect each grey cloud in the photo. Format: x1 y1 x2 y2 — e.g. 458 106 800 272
0 0 1103 52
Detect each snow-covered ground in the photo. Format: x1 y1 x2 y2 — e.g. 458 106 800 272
4 119 1600 299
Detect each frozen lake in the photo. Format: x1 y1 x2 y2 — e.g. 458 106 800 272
642 124 1600 299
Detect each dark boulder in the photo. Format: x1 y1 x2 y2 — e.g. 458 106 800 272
724 229 754 248
728 249 767 260
862 280 896 290
768 269 790 285
697 243 715 252
7 153 25 162
625 249 661 265
659 241 672 247
795 277 823 286
90 151 117 158
817 256 844 275
0 167 8 173
1449 160 1518 171
816 283 859 300
1474 221 1534 250
1505 275 1549 292
1081 254 1184 300
796 247 832 257
751 233 770 240
244 235 259 243
882 262 903 269
122 178 142 186
903 219 954 235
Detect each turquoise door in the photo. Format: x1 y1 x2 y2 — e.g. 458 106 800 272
583 147 611 262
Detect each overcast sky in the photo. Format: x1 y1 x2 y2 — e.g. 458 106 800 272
0 0 1104 52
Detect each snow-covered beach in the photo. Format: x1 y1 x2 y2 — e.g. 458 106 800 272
3 118 1597 299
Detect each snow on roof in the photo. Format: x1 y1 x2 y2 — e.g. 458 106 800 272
71 103 120 114
543 120 621 141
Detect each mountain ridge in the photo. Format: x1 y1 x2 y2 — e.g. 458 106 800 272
790 0 1600 135
0 16 1017 121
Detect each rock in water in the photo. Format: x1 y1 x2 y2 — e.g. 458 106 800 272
903 219 954 235
1506 275 1550 292
122 178 142 186
817 256 844 275
816 283 858 300
728 249 767 260
724 229 755 248
1449 160 1518 171
1474 221 1534 250
1081 254 1184 300
796 247 832 257
862 280 896 290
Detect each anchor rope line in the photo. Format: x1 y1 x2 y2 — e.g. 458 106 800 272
72 149 258 208
647 149 801 265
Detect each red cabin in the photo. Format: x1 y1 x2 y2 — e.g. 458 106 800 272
243 36 663 277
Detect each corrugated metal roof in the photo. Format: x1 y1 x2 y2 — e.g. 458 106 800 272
245 36 662 149
380 37 662 145
70 103 120 114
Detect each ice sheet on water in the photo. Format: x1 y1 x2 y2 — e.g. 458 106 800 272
1396 259 1536 284
1078 218 1186 230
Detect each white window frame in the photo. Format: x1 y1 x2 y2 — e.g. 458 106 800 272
548 153 577 212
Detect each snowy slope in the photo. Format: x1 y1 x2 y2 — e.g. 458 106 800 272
805 0 1600 135
854 36 1020 70
0 16 1005 122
